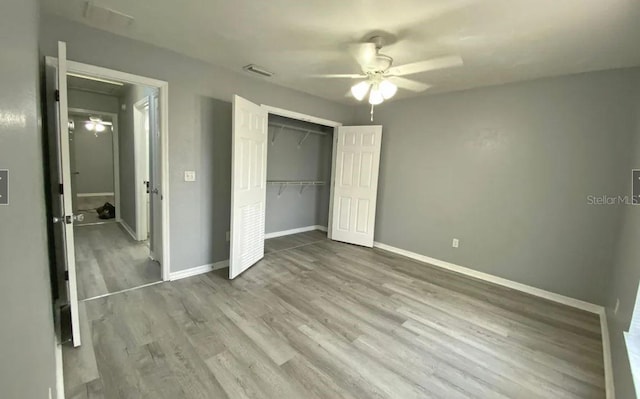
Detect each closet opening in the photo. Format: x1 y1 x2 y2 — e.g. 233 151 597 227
229 95 382 278
264 112 337 252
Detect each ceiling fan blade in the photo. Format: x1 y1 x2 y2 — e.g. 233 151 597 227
388 77 431 92
310 73 365 79
349 42 377 68
387 55 463 76
83 120 113 125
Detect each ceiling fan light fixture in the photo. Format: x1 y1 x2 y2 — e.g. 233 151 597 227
379 80 397 100
368 85 384 105
351 81 370 101
95 123 106 132
85 121 96 131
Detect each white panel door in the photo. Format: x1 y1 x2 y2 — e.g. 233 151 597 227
330 125 383 247
148 93 163 264
46 42 82 346
229 95 268 279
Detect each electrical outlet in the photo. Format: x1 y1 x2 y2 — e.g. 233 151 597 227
614 298 620 315
184 171 196 182
452 238 459 248
226 231 230 242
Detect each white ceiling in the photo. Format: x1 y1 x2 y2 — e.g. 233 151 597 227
43 0 640 104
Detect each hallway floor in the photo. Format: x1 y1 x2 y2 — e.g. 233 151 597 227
75 222 161 300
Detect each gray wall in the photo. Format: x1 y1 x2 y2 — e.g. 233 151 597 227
69 114 115 194
68 89 119 114
355 69 640 305
606 73 640 399
266 115 333 233
200 98 232 262
39 14 353 272
117 84 152 231
0 0 58 397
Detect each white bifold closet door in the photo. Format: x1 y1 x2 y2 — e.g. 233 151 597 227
330 125 383 247
229 95 268 279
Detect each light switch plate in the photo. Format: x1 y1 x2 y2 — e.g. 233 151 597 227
184 171 196 182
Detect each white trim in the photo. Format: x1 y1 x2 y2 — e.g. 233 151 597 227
81 280 163 302
75 220 117 227
55 341 64 399
76 192 115 197
372 241 603 314
265 225 327 239
600 309 616 399
260 104 343 127
327 127 338 240
118 219 137 241
260 104 342 240
66 60 167 88
169 260 229 281
63 58 171 282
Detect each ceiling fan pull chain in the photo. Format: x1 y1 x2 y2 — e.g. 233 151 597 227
370 104 375 122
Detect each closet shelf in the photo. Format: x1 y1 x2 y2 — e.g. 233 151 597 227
267 180 326 196
268 122 327 147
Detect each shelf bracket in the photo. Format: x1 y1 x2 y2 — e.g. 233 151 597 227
272 126 284 145
278 183 287 197
298 131 311 148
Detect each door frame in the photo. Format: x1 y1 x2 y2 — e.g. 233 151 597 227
68 107 120 222
47 57 171 282
259 104 342 239
133 97 150 241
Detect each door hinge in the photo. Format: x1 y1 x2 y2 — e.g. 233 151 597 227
55 90 60 102
59 183 63 195
65 215 73 224
64 271 69 281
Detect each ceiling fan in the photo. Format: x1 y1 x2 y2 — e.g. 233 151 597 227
83 116 113 135
315 36 463 108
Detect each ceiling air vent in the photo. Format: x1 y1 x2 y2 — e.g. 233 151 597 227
243 64 274 77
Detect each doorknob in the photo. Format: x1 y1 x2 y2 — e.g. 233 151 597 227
53 214 84 224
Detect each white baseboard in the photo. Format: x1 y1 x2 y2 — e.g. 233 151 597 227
600 308 616 399
265 225 327 239
372 241 603 314
118 220 137 240
77 192 114 197
169 259 229 281
55 341 64 399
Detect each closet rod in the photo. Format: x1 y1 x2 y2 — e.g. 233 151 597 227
267 180 326 196
268 122 327 136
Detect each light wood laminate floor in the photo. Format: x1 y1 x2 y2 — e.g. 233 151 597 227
264 229 327 254
63 232 605 398
75 222 161 300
